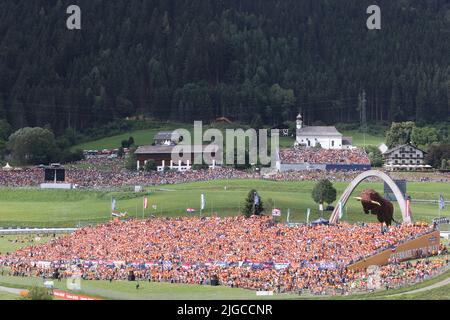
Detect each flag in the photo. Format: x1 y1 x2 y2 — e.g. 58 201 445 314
254 192 260 205
306 208 311 224
186 208 195 213
439 194 445 210
286 209 291 223
144 197 148 209
112 212 127 217
272 208 281 217
201 194 206 210
111 198 116 212
338 201 344 219
406 195 412 218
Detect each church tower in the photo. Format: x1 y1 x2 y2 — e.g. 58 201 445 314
296 113 303 130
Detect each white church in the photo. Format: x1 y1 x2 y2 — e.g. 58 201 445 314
295 114 353 149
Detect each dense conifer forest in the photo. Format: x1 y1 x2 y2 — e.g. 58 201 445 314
0 0 448 135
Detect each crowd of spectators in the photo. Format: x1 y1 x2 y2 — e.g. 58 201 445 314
1 216 446 295
279 147 370 165
1 159 448 188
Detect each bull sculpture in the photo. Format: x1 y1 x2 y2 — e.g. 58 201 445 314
354 189 399 232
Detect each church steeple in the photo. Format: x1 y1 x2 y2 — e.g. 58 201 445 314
296 112 303 130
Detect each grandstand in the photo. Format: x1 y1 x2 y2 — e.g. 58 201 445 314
275 147 371 172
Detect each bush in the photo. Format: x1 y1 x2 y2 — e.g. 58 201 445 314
144 159 157 171
23 286 53 300
60 149 84 164
192 163 209 170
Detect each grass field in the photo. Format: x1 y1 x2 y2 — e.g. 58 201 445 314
71 122 190 151
0 291 18 300
0 275 297 300
0 180 447 227
0 270 448 300
0 235 57 255
71 122 385 151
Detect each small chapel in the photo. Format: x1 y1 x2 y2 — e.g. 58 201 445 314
295 114 353 149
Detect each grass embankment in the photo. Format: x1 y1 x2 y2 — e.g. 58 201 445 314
0 180 447 227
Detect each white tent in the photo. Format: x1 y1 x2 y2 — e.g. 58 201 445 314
2 162 12 170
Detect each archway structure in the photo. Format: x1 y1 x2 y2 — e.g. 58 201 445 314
329 170 410 224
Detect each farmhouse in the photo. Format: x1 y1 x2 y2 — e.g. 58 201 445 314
153 131 181 145
134 144 219 171
382 143 431 171
295 114 353 149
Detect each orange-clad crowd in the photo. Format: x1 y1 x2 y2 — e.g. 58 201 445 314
1 216 447 295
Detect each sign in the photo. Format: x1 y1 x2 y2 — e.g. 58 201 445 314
66 276 81 291
272 208 281 217
53 290 98 300
433 217 450 225
256 291 273 296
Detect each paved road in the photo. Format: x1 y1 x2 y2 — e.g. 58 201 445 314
388 276 450 297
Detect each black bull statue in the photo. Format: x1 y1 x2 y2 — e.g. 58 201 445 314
354 189 399 227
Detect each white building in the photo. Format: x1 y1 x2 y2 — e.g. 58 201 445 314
382 143 431 171
295 114 352 149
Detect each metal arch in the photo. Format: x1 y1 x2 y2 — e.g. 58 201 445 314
329 170 409 224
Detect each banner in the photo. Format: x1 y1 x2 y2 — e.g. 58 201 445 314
406 195 412 218
201 194 206 210
439 194 445 210
338 201 344 219
272 208 281 216
53 290 99 301
254 192 260 205
111 198 116 212
144 197 148 209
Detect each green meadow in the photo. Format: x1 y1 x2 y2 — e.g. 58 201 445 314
0 180 447 227
71 123 385 151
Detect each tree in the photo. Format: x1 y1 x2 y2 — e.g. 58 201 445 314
411 126 440 150
0 119 11 159
7 127 57 165
125 146 138 170
121 139 130 148
0 119 11 140
243 189 264 217
441 158 448 170
385 122 416 148
312 179 337 207
144 159 157 171
128 136 135 146
426 143 450 168
117 147 125 157
365 146 383 167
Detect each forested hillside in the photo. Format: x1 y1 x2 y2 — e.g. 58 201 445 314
0 0 449 135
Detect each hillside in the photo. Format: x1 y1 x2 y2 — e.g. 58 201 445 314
0 0 449 136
